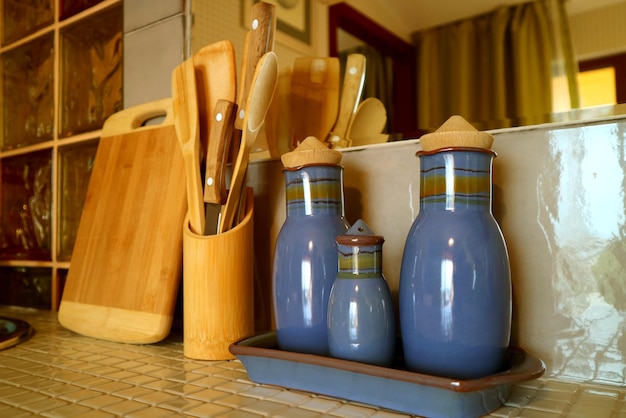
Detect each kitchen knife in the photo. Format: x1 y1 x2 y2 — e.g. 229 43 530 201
326 53 366 148
235 1 276 131
204 99 237 235
228 1 276 225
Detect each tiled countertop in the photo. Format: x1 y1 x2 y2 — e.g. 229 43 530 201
0 306 624 417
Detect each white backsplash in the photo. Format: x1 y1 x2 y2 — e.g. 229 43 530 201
248 115 626 387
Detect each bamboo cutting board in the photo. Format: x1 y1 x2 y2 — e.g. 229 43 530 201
58 98 186 344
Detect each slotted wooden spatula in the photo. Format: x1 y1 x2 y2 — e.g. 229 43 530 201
193 40 237 158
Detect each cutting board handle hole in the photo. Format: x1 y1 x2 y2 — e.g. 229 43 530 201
142 115 166 126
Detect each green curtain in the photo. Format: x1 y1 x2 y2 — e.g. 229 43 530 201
412 0 579 131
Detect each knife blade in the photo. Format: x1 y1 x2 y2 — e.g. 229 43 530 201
326 53 366 148
204 99 237 235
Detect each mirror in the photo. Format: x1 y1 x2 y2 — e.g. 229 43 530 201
328 3 423 139
329 1 626 133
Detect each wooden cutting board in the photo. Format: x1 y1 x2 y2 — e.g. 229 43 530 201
58 98 186 344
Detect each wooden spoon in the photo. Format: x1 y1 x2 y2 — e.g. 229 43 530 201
326 53 366 148
172 58 204 235
219 52 278 233
347 97 387 145
265 66 293 158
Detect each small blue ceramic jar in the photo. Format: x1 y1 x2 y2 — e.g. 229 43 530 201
327 220 396 366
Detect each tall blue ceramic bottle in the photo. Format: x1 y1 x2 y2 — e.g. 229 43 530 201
327 220 396 366
399 116 511 380
273 139 349 355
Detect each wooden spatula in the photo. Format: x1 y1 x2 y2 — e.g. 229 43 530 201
172 58 204 235
290 57 340 146
193 40 237 158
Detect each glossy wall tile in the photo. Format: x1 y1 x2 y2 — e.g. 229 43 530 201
1 0 54 45
59 4 123 137
57 140 99 261
0 150 52 260
1 34 54 151
492 120 626 386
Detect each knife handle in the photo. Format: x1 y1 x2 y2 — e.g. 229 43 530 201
204 100 237 205
327 53 366 148
235 1 276 130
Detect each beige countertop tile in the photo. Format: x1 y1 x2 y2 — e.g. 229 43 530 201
0 306 623 417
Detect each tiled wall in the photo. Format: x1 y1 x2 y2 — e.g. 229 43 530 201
190 1 326 77
123 0 187 108
247 115 626 387
122 1 323 112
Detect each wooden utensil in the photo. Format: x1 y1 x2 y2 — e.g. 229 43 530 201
172 58 204 235
347 97 387 145
326 53 366 148
266 66 293 158
290 57 340 146
219 51 278 233
236 1 276 131
193 40 237 157
58 98 186 344
203 99 237 235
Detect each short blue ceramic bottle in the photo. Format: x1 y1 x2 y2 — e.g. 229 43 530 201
273 161 350 356
327 220 395 366
399 125 511 379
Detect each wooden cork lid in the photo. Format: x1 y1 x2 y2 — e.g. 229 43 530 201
419 115 494 151
281 136 343 168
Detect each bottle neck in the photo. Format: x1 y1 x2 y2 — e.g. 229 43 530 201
284 164 345 217
419 149 494 212
337 244 383 277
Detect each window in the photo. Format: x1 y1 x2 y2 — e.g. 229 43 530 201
578 52 626 107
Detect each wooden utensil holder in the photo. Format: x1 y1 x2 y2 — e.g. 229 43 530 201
183 187 255 360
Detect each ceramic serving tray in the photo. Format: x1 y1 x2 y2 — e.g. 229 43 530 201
229 332 545 418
